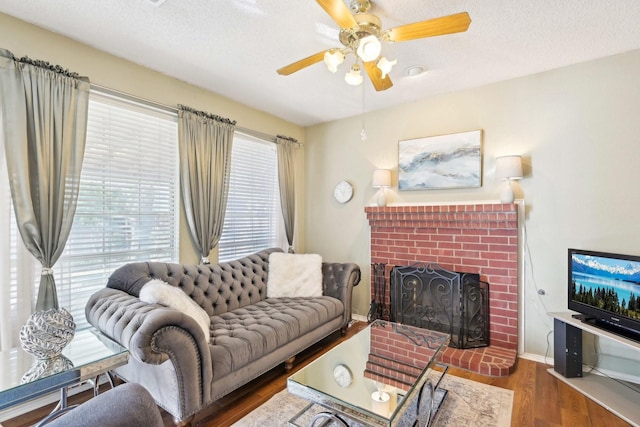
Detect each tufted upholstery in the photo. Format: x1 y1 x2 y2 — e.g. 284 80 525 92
106 248 274 316
209 297 343 378
85 248 360 425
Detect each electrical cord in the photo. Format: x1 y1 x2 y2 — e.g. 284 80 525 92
522 219 551 319
521 208 554 362
543 330 554 367
584 335 599 374
587 365 640 394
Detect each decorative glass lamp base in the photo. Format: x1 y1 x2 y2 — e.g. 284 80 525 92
19 308 76 360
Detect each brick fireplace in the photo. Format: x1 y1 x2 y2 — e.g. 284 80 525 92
365 203 518 376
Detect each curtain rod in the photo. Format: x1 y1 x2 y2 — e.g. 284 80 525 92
89 83 295 144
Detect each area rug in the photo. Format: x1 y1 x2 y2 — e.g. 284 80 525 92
232 375 513 427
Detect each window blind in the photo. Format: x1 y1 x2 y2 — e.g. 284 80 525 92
218 133 284 262
1 154 38 350
55 92 179 331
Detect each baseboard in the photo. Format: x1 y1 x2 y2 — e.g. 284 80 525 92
0 390 61 422
352 313 368 323
519 352 552 365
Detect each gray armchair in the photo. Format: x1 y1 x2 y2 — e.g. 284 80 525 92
47 383 163 427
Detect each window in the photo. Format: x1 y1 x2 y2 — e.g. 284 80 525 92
1 91 180 337
218 133 285 262
58 92 179 331
0 144 38 350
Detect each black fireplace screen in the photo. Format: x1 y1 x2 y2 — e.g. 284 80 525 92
390 263 489 349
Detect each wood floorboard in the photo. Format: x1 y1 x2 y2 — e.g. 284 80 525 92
535 361 562 424
3 321 634 427
586 397 633 427
509 356 537 426
558 380 589 425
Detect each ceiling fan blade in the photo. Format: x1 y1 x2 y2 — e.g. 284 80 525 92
385 12 471 42
363 61 393 91
277 50 328 76
316 0 358 29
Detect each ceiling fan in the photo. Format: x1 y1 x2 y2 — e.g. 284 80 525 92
277 0 471 91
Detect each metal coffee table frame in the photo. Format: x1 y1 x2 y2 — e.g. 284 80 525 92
289 371 448 427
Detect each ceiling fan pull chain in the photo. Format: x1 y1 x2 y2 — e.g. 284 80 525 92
361 83 367 141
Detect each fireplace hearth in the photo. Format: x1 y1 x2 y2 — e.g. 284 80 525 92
390 263 489 349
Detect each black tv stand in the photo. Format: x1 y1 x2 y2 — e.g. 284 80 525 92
548 312 640 426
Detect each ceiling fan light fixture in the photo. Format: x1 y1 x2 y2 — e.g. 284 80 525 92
324 49 345 73
277 1 471 92
345 64 363 86
356 35 382 62
377 57 397 79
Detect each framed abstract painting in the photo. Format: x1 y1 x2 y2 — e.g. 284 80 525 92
398 129 483 190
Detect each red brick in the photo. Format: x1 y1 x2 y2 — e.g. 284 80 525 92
462 258 489 268
461 243 489 252
488 244 517 253
455 235 480 243
481 236 509 245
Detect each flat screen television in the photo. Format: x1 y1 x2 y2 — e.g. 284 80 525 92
569 248 640 342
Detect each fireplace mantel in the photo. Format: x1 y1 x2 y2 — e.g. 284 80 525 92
365 202 519 375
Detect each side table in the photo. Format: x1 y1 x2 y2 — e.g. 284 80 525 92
0 328 129 425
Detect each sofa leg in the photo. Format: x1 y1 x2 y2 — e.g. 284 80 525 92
340 326 348 336
174 415 194 427
284 356 296 371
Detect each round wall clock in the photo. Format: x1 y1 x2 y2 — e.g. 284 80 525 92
333 363 353 387
333 180 354 203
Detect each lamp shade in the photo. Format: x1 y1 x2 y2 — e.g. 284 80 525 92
324 49 344 73
345 64 363 86
495 155 523 180
372 169 391 188
377 57 397 79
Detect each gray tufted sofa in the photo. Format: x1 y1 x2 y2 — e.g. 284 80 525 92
85 248 360 426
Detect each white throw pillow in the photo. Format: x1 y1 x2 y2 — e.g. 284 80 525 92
267 253 323 298
139 279 211 343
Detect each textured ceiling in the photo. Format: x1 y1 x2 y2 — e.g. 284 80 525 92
1 0 640 126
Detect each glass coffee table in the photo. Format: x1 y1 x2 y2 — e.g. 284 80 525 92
287 320 450 427
0 328 129 425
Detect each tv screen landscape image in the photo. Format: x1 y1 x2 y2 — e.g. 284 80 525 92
569 248 640 341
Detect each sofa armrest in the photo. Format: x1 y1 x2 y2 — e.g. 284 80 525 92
322 263 361 327
85 288 213 404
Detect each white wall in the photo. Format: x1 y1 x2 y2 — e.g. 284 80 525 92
305 49 640 374
0 12 306 264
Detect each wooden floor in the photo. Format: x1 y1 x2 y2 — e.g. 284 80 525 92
4 321 633 427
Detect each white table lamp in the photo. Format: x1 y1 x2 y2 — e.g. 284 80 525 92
373 169 391 207
495 155 523 204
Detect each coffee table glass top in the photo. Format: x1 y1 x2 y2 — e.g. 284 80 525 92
0 328 129 410
287 320 450 426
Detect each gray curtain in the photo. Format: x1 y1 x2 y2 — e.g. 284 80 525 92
0 48 90 311
178 105 236 264
276 135 297 253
